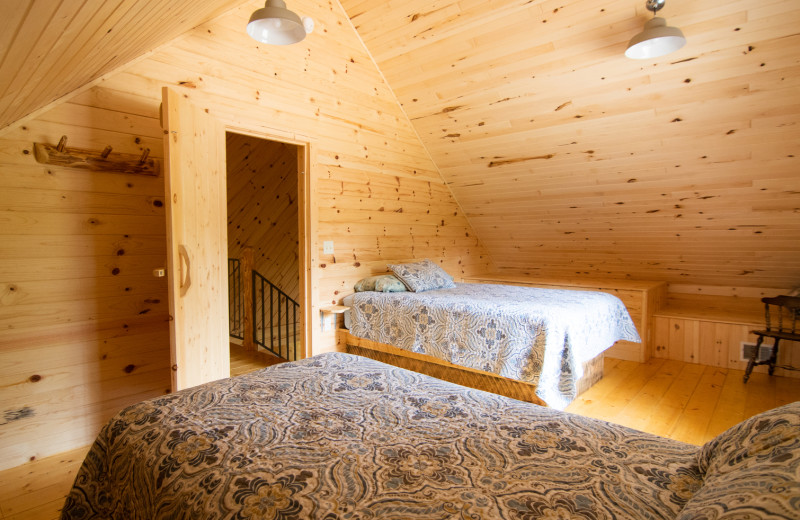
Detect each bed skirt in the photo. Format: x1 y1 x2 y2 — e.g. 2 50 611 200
337 330 604 407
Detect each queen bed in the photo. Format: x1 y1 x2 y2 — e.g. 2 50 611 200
341 260 641 409
62 353 800 519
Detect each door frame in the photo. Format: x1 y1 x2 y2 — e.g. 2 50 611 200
225 124 316 360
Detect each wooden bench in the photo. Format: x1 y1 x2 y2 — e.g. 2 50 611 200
653 293 800 379
462 274 667 363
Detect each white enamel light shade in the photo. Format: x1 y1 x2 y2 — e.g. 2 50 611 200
246 0 313 45
625 16 686 59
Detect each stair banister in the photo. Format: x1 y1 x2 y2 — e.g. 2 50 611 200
241 246 255 351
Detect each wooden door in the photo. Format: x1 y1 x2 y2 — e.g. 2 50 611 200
162 87 229 391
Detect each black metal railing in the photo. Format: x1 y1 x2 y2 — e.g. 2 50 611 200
228 258 243 340
253 270 300 361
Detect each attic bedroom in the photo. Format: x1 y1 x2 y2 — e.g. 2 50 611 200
1 0 798 518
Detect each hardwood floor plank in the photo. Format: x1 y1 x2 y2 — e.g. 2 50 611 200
776 375 800 407
743 370 778 419
567 358 665 425
569 356 800 445
587 357 667 425
5 497 70 520
0 446 88 519
612 358 684 433
564 359 640 418
642 362 707 438
668 365 728 445
229 343 285 377
704 367 749 440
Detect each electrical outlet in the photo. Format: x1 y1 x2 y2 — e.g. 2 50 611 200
323 240 334 254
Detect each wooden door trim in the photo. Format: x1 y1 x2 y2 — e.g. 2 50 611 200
224 125 316 360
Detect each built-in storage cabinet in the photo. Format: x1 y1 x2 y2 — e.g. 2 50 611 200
653 317 757 369
463 274 667 363
653 295 800 379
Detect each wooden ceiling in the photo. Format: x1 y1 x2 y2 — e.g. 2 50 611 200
339 0 800 290
3 0 799 290
0 0 247 130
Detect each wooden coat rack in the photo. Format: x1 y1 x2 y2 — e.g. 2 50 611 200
33 135 160 176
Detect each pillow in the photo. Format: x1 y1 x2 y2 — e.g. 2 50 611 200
387 259 456 292
697 401 800 477
353 275 407 293
375 276 407 292
675 402 800 519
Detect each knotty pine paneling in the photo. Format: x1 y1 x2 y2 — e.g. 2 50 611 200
3 0 799 292
0 92 171 471
94 0 492 324
227 133 299 302
0 0 250 133
0 0 490 470
340 0 800 290
653 316 800 379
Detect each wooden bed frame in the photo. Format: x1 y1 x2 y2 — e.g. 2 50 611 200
336 329 606 407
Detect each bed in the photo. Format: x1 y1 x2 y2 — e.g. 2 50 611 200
343 268 640 409
62 353 800 519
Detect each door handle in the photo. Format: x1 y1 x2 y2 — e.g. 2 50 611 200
178 244 191 296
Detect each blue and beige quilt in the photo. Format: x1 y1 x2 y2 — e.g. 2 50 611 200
349 283 640 408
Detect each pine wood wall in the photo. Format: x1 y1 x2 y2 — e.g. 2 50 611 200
341 0 800 291
0 88 171 470
227 133 300 302
0 0 490 470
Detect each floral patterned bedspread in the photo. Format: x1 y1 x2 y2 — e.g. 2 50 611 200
349 283 641 408
62 353 700 520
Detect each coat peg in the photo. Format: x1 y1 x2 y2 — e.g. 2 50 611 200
33 137 159 176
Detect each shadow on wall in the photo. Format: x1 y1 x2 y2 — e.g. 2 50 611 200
0 85 171 471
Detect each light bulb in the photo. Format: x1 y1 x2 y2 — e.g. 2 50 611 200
302 16 314 34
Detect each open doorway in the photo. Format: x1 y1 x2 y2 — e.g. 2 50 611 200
225 131 303 373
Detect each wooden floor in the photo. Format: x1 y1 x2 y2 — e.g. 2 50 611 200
565 356 800 446
2 355 798 519
229 342 285 376
0 446 90 520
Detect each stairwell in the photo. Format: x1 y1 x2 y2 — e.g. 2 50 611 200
228 247 301 362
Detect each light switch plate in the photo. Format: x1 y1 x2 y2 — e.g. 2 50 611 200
323 240 334 254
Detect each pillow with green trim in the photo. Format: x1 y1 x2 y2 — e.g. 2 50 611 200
353 275 407 293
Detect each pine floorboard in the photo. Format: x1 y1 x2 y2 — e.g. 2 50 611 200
229 342 285 376
0 446 89 520
566 357 800 446
2 355 798 519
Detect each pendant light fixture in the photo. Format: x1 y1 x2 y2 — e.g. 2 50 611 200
625 0 686 59
246 0 314 45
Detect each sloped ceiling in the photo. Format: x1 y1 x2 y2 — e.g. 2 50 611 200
340 0 800 290
3 0 799 289
0 0 248 130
